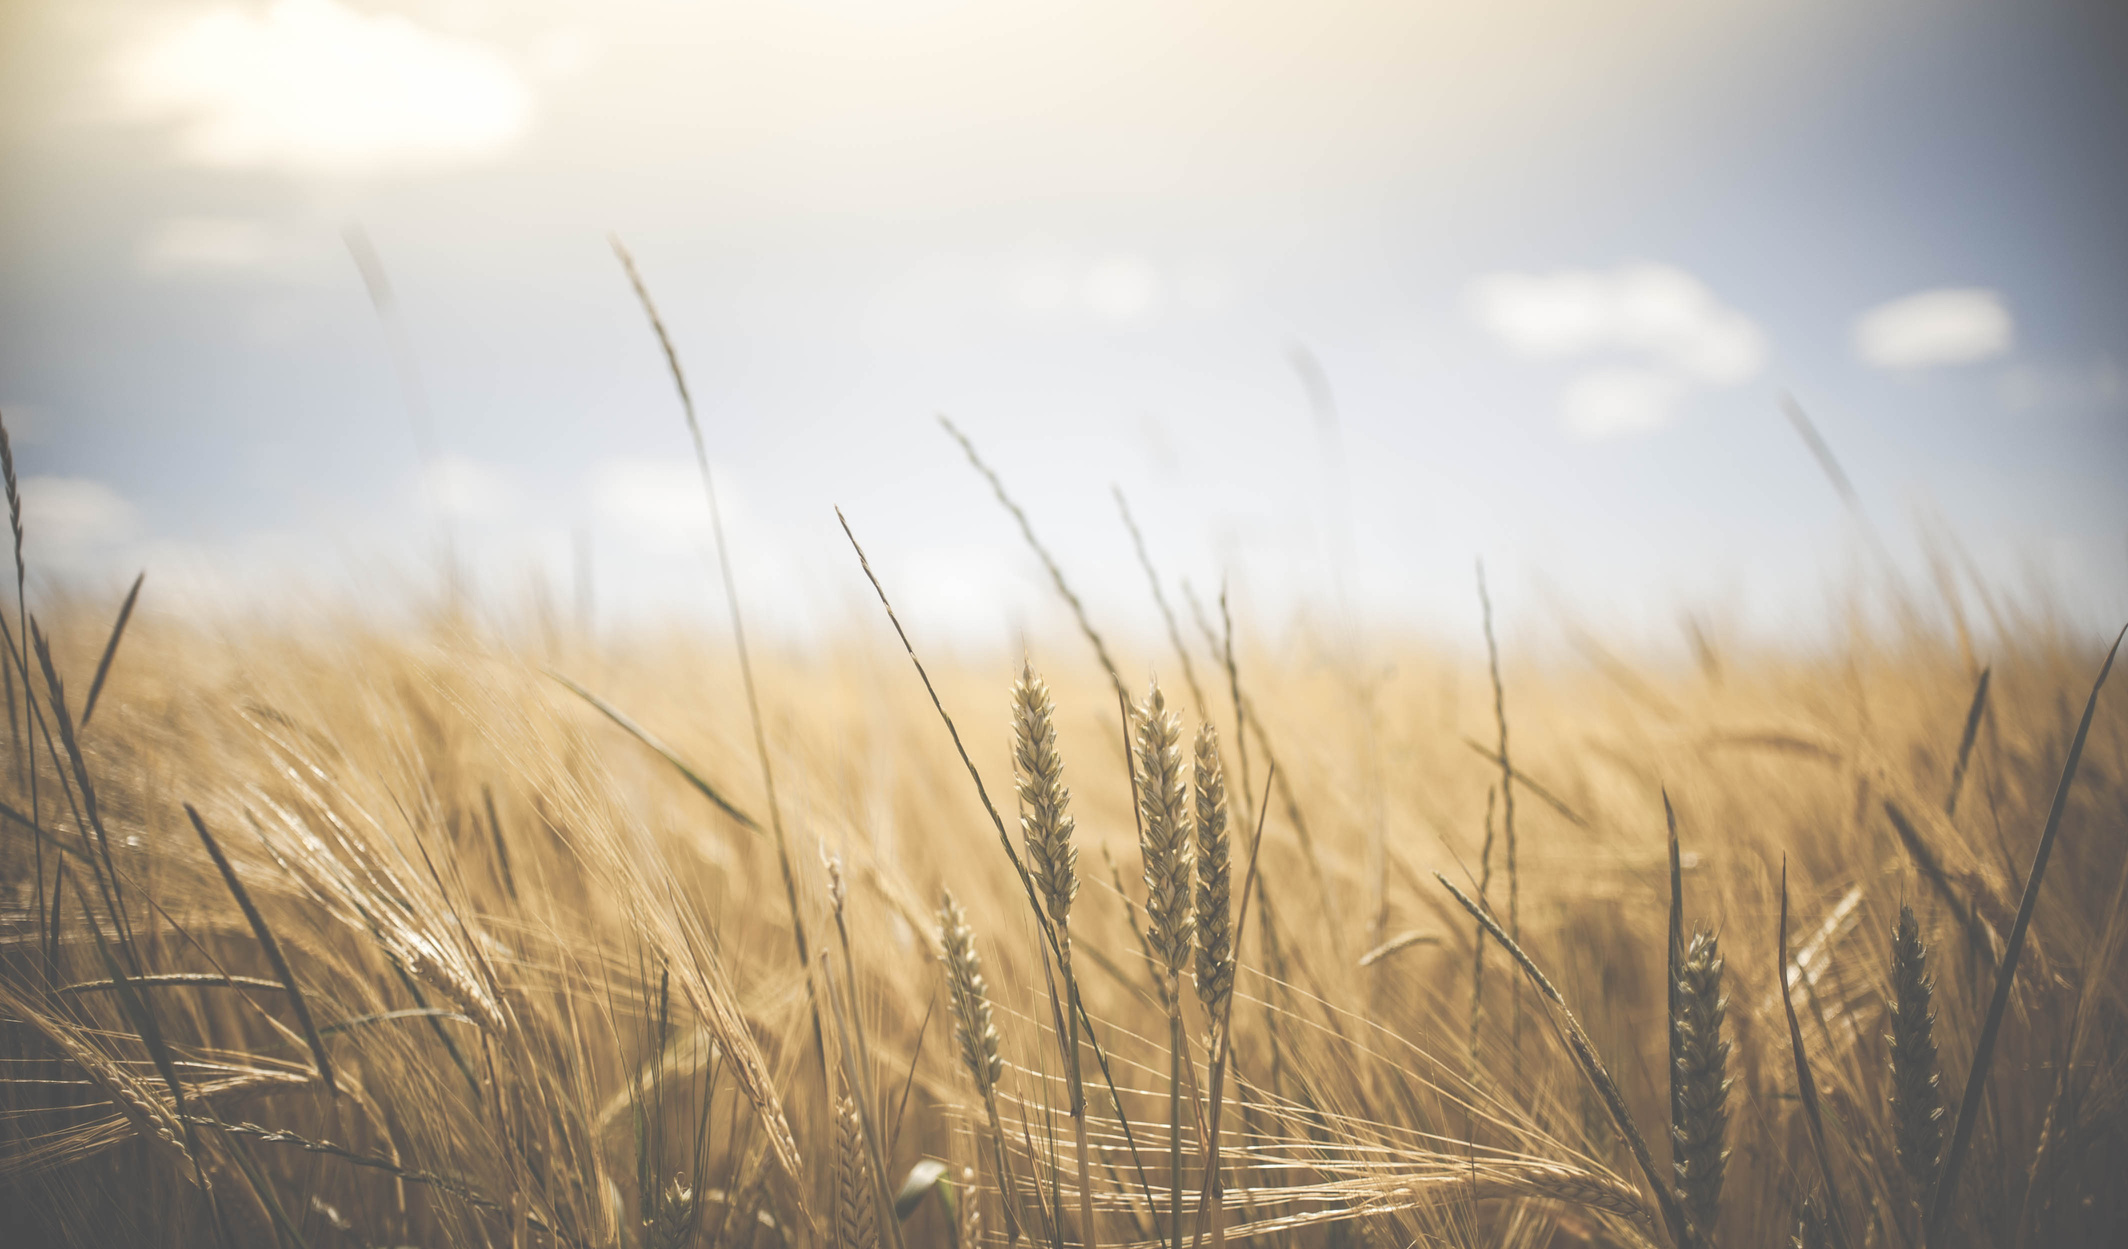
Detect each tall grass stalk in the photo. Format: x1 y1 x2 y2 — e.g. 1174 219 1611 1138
1134 682 1194 1249
1475 562 1520 1064
1013 663 1096 1249
1927 623 2125 1245
1886 905 1943 1214
1671 931 1729 1247
940 889 1023 1247
610 238 826 1094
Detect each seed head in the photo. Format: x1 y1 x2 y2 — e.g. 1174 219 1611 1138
1887 904 1944 1203
835 1095 881 1249
938 889 1004 1098
1193 721 1234 1021
1133 682 1194 978
1012 662 1078 927
1671 929 1730 1246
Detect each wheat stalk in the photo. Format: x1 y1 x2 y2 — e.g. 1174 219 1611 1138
837 1094 882 1249
1136 683 1196 978
1133 680 1194 1249
1013 661 1098 1248
1887 904 1944 1209
1015 664 1079 928
940 889 1021 1245
940 890 1004 1104
1671 930 1729 1247
1191 722 1236 1249
1192 723 1233 1023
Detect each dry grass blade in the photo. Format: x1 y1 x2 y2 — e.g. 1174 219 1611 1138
58 973 285 996
1471 783 1496 1064
1778 861 1852 1249
1665 791 1684 1168
1459 739 1587 828
185 803 339 1098
80 571 143 728
1927 622 2125 1245
610 237 815 1068
939 414 1127 705
1881 799 1989 956
1114 488 1209 716
1356 931 1441 968
1436 872 1690 1247
1780 392 1893 571
546 670 763 834
186 1117 521 1215
1943 666 1989 817
73 878 190 1120
1475 562 1521 1061
836 507 1055 950
32 624 122 897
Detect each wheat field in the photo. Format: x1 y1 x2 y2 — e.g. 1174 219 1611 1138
2 410 2125 1249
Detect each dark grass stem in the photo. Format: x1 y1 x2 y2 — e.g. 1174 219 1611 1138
1779 862 1854 1249
1437 872 1690 1248
80 571 143 729
1926 623 2124 1245
1 412 42 964
1944 667 1991 818
1665 791 1685 1190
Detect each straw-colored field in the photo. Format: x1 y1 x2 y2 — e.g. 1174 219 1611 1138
3 507 2123 1249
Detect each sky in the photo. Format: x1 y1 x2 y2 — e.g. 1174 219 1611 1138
1 0 2124 651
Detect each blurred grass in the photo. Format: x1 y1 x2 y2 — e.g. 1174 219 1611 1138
2 576 2122 1246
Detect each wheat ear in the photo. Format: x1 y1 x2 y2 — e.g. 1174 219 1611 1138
1887 904 1944 1207
1671 930 1730 1247
1193 722 1234 1022
1191 722 1236 1249
837 1094 882 1249
1012 662 1097 1248
939 889 1020 1245
1015 663 1079 927
1137 684 1196 977
1134 681 1193 1249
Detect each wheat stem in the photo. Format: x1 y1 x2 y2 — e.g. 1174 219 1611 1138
1887 904 1944 1213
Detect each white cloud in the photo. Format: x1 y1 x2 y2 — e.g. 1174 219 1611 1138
114 0 532 173
1081 256 1162 324
1470 263 1766 384
1468 262 1767 438
1010 253 1174 324
1560 367 1690 440
1852 288 2012 370
590 458 711 541
19 477 137 563
421 456 514 520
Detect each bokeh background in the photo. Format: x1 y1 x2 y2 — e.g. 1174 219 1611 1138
2 0 2124 645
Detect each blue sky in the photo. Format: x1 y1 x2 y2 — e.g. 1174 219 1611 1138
1 0 2123 648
